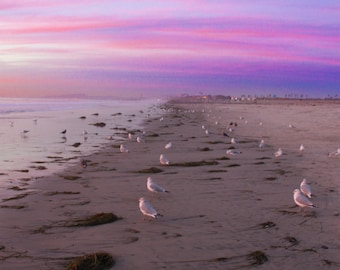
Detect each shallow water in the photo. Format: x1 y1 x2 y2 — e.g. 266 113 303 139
0 98 163 193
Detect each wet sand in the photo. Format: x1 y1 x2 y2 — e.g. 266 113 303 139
0 99 339 269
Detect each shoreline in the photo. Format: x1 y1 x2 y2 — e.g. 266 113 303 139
0 100 339 269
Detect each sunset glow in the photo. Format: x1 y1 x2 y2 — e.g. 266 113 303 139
1 0 339 98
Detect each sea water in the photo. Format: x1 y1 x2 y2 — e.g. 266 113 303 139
0 97 163 193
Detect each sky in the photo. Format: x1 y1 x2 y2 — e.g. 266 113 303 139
1 0 339 99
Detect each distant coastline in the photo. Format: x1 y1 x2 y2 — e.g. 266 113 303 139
169 94 340 105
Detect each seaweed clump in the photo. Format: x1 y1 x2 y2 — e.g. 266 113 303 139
91 122 106 127
171 160 218 167
248 250 268 266
67 213 122 227
66 252 115 270
137 167 163 173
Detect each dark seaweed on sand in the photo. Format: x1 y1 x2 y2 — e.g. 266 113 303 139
91 122 106 127
248 250 268 265
65 252 115 270
136 167 163 173
66 213 122 227
170 160 218 167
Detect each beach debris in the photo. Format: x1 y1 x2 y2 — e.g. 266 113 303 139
170 160 218 167
199 147 211 151
72 142 81 148
137 167 163 174
62 175 81 181
66 213 121 227
293 189 316 209
274 148 283 157
91 122 106 127
139 197 163 219
300 178 312 198
65 252 115 270
120 144 129 153
259 221 276 229
248 250 268 265
227 163 241 167
160 154 170 165
223 132 229 137
79 116 86 119
147 177 169 194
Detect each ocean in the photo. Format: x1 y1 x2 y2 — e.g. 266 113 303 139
0 97 163 194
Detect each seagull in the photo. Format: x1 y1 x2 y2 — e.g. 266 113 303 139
274 148 283 157
128 133 133 140
139 197 162 219
107 135 114 140
223 132 229 137
61 129 67 134
299 144 305 152
21 130 29 134
137 136 145 143
293 189 316 209
289 124 295 128
328 148 340 157
205 129 210 136
160 154 170 165
120 144 129 153
259 139 265 148
147 177 169 193
165 142 172 150
83 130 88 136
231 138 237 144
300 179 312 198
81 159 88 168
226 149 242 155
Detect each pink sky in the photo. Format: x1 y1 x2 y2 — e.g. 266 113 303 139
1 0 339 98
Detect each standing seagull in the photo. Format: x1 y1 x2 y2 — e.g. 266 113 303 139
299 144 305 152
165 142 172 150
120 144 129 153
147 177 169 194
300 179 312 198
259 139 265 148
293 189 316 210
160 154 170 165
139 197 162 219
274 148 283 157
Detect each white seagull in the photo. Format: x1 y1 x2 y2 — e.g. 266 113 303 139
293 189 316 209
300 178 312 198
128 133 133 140
259 139 265 148
139 197 162 219
274 148 283 157
160 154 170 165
120 144 129 153
165 142 172 150
226 149 241 155
328 148 340 157
137 136 145 143
231 138 237 144
147 177 169 193
299 144 305 152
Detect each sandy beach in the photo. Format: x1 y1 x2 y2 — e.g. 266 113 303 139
0 99 339 269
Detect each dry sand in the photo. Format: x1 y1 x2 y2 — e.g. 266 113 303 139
0 99 339 269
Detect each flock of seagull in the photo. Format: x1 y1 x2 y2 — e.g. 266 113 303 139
115 106 329 220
